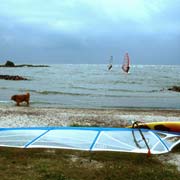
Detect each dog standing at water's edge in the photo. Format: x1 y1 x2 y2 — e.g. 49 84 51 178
11 92 30 106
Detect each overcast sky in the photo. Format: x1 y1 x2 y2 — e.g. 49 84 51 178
0 0 180 64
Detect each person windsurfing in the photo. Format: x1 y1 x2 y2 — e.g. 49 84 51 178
108 56 113 70
122 52 130 73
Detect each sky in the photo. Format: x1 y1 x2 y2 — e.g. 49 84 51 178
0 0 180 64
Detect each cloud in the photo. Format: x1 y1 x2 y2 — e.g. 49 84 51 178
0 0 179 34
0 0 179 64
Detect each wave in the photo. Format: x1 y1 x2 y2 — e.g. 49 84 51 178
109 89 160 93
112 80 143 85
17 87 161 97
27 89 92 96
71 86 97 91
0 100 9 103
0 87 8 90
22 90 161 99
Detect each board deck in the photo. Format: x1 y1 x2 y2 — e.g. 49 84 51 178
129 121 180 133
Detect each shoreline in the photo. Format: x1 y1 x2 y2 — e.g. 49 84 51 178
0 105 179 128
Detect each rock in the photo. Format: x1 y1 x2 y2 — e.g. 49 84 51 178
168 86 180 92
5 60 15 67
0 61 49 68
15 64 49 67
0 75 28 80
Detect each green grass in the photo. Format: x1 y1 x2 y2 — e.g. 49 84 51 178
0 147 179 180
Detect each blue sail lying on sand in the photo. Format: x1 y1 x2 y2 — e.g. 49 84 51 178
0 127 179 154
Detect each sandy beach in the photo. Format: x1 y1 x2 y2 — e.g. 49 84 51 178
0 105 180 128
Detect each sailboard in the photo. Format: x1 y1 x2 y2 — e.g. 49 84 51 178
129 121 180 133
0 126 179 155
122 52 130 73
108 56 113 70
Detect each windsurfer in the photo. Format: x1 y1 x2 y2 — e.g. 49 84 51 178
122 53 130 73
122 64 130 73
108 56 113 70
108 64 112 70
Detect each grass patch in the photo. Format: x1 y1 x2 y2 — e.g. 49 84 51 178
172 143 180 152
0 147 179 180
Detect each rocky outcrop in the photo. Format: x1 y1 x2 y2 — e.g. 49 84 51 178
4 60 15 67
0 60 49 67
168 86 180 92
14 64 49 67
0 60 48 80
0 75 28 80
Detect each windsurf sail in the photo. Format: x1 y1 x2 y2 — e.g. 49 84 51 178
108 56 113 70
122 52 130 73
0 127 179 155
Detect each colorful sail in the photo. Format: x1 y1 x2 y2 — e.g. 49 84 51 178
122 52 130 73
0 126 179 155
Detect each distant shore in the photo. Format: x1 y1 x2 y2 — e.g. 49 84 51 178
0 64 49 67
0 105 179 128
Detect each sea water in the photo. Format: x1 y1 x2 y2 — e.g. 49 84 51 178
0 64 180 109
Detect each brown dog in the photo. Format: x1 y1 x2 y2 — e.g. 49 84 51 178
11 92 30 106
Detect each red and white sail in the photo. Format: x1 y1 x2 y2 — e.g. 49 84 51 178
122 52 130 73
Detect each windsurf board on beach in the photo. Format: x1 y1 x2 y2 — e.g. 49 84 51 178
129 121 180 133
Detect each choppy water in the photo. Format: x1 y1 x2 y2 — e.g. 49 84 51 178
0 64 180 109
